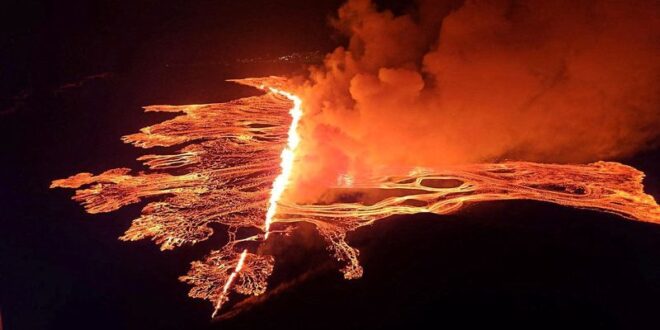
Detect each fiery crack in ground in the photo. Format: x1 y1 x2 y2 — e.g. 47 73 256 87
51 76 660 317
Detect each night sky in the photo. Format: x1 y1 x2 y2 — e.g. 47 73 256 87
1 1 659 329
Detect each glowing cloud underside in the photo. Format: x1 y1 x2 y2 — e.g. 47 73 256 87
51 76 660 317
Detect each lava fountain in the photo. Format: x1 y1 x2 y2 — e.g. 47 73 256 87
51 76 660 317
263 87 303 239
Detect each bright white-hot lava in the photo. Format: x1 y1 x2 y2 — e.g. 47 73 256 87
263 87 303 239
212 249 248 318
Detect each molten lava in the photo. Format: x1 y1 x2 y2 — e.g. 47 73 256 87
214 249 247 318
51 76 660 317
263 87 303 239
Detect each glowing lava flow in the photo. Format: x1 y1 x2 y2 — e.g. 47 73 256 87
213 249 248 318
51 76 660 317
262 87 303 239
205 86 301 317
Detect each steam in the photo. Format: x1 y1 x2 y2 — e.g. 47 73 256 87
288 0 660 200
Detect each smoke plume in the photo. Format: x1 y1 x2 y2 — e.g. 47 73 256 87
288 0 660 200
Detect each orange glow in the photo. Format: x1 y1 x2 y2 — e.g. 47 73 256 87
51 76 660 317
277 161 659 279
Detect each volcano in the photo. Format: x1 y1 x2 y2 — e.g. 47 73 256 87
51 77 659 317
2 0 659 329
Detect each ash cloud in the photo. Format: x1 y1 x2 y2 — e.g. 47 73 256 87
287 0 660 200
